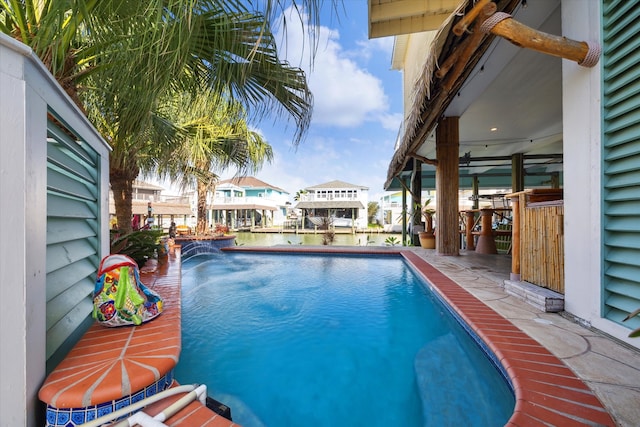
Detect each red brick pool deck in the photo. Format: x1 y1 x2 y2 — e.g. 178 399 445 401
40 245 617 426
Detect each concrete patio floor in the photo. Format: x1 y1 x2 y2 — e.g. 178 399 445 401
413 248 640 427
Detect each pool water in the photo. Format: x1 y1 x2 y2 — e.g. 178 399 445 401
177 253 514 426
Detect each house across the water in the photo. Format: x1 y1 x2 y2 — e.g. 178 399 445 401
211 176 290 230
109 180 194 230
294 180 368 230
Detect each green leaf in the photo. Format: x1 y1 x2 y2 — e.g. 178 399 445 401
623 307 640 322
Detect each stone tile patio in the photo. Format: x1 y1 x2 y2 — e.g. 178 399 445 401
416 249 640 427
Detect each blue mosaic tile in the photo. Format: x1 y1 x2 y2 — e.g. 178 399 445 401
131 390 145 403
146 382 157 397
56 410 70 424
46 409 56 425
45 370 174 426
96 405 112 417
71 410 85 424
115 396 131 410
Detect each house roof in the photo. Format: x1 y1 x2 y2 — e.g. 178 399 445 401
110 199 193 216
305 180 368 190
294 201 365 210
218 176 288 194
368 0 461 39
132 180 165 191
380 0 564 191
209 204 276 211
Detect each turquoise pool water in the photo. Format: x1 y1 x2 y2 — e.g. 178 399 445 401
177 253 514 426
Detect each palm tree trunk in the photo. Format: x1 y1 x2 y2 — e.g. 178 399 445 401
111 167 137 234
197 180 208 234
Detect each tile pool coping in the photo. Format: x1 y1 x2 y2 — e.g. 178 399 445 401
39 248 237 427
224 246 616 426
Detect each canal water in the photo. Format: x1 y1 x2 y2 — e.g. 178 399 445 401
232 231 404 247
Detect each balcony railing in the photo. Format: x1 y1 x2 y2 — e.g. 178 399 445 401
299 194 359 201
212 196 281 208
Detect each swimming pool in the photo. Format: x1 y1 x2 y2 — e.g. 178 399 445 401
176 252 514 426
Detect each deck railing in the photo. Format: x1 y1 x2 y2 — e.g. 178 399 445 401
507 189 565 293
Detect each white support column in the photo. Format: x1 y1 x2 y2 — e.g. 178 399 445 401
1 40 47 427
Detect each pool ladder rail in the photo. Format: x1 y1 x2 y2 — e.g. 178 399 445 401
78 383 225 427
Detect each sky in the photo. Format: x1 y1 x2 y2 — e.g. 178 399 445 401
219 1 403 203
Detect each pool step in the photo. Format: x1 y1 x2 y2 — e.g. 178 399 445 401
503 280 564 312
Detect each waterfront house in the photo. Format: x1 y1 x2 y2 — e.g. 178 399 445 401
294 180 368 230
211 176 291 229
108 180 194 230
370 0 640 348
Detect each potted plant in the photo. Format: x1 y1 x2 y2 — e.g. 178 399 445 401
418 199 436 249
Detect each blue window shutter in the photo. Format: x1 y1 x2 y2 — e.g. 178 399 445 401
45 118 101 363
602 0 640 331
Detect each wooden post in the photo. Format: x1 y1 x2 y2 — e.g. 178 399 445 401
472 175 479 210
508 194 521 281
512 153 524 192
465 210 476 250
411 159 422 246
401 183 408 246
435 116 460 255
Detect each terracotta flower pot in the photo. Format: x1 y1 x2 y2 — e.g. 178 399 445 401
419 231 436 249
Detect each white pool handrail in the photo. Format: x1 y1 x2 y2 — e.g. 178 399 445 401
79 384 199 427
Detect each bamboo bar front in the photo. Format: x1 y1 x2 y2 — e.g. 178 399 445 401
507 189 564 293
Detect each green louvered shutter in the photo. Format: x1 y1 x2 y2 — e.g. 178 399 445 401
602 0 640 331
46 116 102 370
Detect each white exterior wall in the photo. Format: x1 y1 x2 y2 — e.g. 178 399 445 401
357 188 369 229
0 34 111 425
562 0 637 347
0 37 47 427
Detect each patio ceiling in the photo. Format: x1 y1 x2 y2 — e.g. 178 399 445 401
373 0 564 191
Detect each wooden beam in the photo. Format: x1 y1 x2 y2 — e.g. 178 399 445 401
443 3 496 92
453 0 491 35
409 152 438 166
480 8 600 67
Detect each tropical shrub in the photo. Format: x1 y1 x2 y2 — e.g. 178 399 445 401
110 229 165 267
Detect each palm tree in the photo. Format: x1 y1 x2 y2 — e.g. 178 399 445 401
1 0 328 233
294 189 308 201
156 91 273 234
367 201 380 225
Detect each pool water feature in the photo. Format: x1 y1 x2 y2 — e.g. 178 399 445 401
177 253 514 426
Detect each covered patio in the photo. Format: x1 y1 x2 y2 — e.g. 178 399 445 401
373 0 575 315
369 0 640 423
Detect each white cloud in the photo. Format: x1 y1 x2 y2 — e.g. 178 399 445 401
376 112 403 132
275 8 389 128
354 35 394 62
